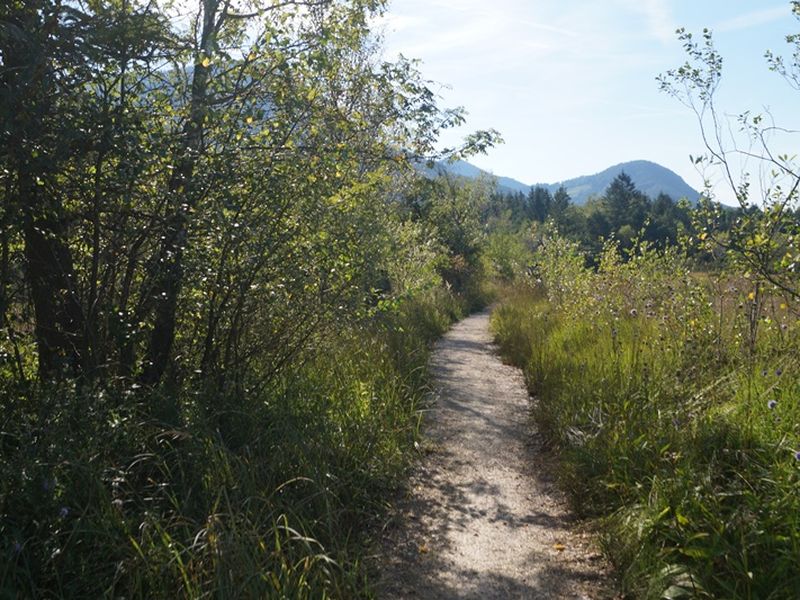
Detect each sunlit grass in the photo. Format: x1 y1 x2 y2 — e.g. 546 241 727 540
492 241 800 599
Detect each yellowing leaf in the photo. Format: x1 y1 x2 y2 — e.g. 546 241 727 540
748 292 756 301
553 543 566 552
201 57 211 68
418 544 429 554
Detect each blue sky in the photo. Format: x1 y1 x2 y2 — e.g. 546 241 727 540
378 1 799 202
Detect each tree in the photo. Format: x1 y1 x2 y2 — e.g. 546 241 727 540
602 172 649 234
528 186 552 222
0 0 168 379
0 0 499 395
551 185 571 216
658 4 800 299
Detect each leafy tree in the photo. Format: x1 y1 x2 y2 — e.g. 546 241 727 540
0 0 170 379
0 0 499 393
658 5 800 299
427 173 489 295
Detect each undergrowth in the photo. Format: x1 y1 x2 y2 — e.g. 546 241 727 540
492 235 800 599
0 286 471 599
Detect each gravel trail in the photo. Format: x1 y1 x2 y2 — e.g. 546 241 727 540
378 309 612 599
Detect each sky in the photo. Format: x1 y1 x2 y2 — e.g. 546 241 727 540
376 1 799 203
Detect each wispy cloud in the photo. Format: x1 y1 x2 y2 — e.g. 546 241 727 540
618 0 675 43
714 5 790 33
643 0 676 42
377 0 794 195
514 19 580 38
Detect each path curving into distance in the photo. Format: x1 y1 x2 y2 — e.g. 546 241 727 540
378 309 612 599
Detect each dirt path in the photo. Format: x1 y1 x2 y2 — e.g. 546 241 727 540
378 309 612 599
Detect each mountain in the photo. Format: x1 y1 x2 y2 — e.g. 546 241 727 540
433 159 700 204
440 160 530 195
537 160 700 205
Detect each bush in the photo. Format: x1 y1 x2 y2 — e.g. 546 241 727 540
0 287 467 598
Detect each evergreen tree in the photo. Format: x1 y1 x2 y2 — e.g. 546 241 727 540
602 172 649 234
528 186 553 222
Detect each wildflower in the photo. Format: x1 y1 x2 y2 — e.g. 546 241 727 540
776 368 783 376
794 450 800 462
629 308 638 317
768 400 778 410
12 541 21 555
42 478 55 493
762 369 768 377
59 506 69 519
781 323 789 331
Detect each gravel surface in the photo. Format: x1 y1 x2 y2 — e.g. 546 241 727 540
377 309 613 599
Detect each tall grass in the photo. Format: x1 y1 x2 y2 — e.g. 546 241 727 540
493 236 800 599
0 286 470 598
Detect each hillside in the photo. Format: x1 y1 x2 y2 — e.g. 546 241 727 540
436 159 700 203
537 160 700 204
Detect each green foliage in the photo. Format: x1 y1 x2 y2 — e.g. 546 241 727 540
0 0 498 595
658 9 800 300
0 288 470 598
399 172 493 308
489 174 694 262
481 212 537 282
493 232 800 599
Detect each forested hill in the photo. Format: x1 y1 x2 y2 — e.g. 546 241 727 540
434 160 531 194
538 160 700 204
435 159 700 202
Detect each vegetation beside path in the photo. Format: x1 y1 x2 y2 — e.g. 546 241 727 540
1 2 495 595
492 235 800 599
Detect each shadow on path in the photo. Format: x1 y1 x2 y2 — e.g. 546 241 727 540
377 310 613 599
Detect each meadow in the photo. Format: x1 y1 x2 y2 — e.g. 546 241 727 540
492 234 800 598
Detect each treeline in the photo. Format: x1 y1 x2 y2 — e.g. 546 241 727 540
487 172 693 254
0 1 496 597
487 170 800 271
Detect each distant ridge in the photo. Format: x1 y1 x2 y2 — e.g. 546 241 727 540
432 159 700 204
440 160 531 195
537 160 700 205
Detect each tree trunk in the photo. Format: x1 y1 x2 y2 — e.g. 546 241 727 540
141 0 219 385
20 166 85 378
2 6 85 379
